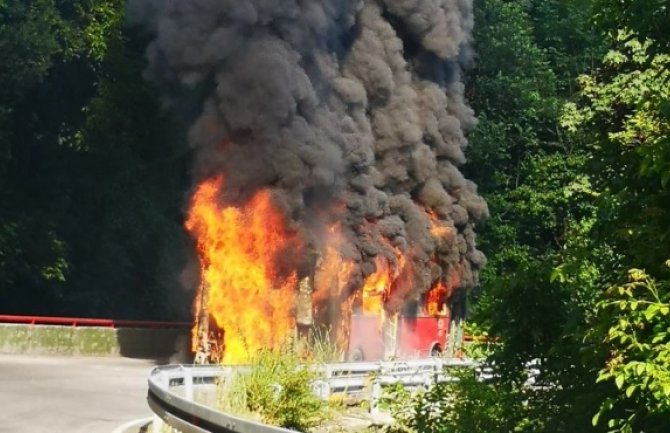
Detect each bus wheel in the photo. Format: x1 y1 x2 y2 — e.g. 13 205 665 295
430 344 442 357
350 347 364 362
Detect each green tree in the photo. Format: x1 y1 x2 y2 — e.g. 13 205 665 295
588 267 670 433
563 34 670 275
418 1 613 432
591 0 670 53
464 0 602 370
560 23 670 432
0 0 109 307
0 0 191 319
397 1 669 432
457 2 670 432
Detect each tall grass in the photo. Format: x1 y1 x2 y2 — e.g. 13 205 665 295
217 340 330 432
297 327 344 363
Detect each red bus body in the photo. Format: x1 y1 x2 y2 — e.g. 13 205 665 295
347 313 450 361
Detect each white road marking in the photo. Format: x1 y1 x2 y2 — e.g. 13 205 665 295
111 417 152 433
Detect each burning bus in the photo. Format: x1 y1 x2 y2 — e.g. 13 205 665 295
185 175 475 365
344 274 469 361
347 291 450 362
187 188 469 365
193 276 464 364
348 312 448 361
166 0 487 366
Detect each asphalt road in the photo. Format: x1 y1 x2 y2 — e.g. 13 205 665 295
0 354 157 433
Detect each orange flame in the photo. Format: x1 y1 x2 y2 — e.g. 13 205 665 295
361 256 392 315
427 209 452 238
185 176 301 364
313 225 352 305
424 264 462 316
360 247 407 318
313 224 356 351
425 281 448 316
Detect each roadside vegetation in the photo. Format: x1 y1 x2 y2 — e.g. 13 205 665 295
218 344 329 432
387 1 670 432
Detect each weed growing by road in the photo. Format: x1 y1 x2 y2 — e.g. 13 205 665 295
218 343 328 432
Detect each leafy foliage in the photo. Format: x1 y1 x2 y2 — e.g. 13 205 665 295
464 0 602 388
445 1 670 432
465 0 601 315
0 0 191 318
563 34 670 275
588 266 670 432
385 369 548 433
219 346 328 432
562 28 670 433
591 0 670 53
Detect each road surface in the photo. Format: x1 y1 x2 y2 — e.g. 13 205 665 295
0 354 156 433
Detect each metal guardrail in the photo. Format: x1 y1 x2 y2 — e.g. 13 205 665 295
148 364 298 433
148 358 478 433
0 314 191 329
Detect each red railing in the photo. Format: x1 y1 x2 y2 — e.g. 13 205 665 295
0 314 191 329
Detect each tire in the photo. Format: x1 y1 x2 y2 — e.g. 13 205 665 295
349 347 364 362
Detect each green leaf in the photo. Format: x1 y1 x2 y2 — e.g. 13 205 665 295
615 375 625 389
652 333 667 344
629 269 646 282
592 412 601 426
645 304 660 321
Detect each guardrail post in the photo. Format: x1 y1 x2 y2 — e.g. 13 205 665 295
369 379 382 417
183 366 194 401
153 371 168 433
312 380 331 400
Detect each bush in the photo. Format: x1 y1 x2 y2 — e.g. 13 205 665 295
219 344 328 431
588 266 670 433
384 368 538 433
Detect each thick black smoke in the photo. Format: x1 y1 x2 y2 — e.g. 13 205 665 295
131 0 487 313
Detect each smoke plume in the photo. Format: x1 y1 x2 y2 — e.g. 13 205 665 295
133 0 487 316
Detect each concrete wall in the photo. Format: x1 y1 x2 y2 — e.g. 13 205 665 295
0 324 190 359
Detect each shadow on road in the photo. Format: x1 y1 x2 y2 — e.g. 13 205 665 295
116 328 194 365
